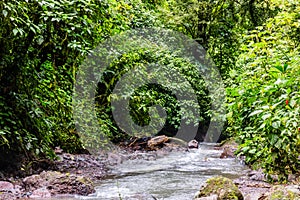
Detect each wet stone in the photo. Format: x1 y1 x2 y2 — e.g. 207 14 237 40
30 187 51 198
188 139 199 149
0 181 14 191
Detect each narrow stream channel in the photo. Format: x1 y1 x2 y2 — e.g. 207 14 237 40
77 143 248 200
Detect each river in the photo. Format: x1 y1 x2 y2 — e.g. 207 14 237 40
74 143 247 200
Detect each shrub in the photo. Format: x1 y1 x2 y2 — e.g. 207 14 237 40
226 1 300 181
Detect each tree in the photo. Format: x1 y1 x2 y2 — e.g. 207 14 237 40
156 0 277 77
0 0 127 158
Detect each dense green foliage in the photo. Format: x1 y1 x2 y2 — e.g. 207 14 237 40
158 0 277 76
0 0 299 182
0 0 128 158
227 1 300 181
96 46 210 140
0 0 178 158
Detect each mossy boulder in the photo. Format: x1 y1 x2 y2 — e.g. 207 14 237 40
22 171 95 196
195 176 243 200
266 185 300 200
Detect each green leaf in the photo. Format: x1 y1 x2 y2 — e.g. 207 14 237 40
249 149 256 154
272 121 281 129
13 29 18 36
283 63 288 72
2 10 8 17
273 65 284 73
275 140 282 149
249 110 263 117
262 113 272 120
270 134 279 145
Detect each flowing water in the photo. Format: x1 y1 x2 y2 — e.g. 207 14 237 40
75 143 247 200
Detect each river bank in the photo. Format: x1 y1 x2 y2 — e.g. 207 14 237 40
0 137 299 199
0 136 187 199
214 141 300 200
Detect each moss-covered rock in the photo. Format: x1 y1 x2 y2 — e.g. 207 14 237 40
195 176 243 200
266 185 300 200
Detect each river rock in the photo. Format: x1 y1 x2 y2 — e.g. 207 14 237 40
0 181 23 199
188 139 199 149
195 176 243 200
0 192 16 200
30 187 51 198
23 170 95 196
262 185 300 200
195 194 218 200
147 135 169 150
285 185 300 195
220 146 235 158
0 181 14 191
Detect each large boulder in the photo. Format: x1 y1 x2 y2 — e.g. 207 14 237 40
22 171 94 197
0 181 14 192
147 135 169 150
0 181 20 199
195 176 243 200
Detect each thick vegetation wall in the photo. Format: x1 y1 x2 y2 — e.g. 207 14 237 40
226 1 300 181
0 0 299 181
0 0 128 158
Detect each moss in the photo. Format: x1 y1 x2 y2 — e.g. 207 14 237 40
196 176 243 200
76 175 93 186
268 186 299 200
